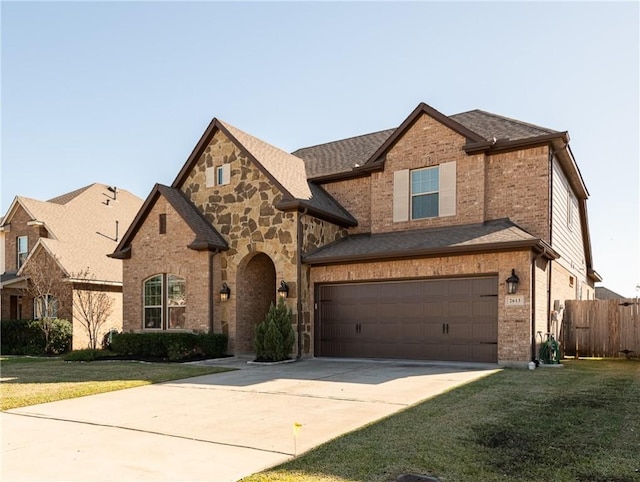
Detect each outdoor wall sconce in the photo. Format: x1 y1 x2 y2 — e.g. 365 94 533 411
506 269 520 295
277 280 289 299
219 283 231 302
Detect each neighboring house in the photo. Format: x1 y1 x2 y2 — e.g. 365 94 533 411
111 102 600 366
0 183 143 349
595 286 626 300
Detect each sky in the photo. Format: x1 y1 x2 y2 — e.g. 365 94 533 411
1 1 638 297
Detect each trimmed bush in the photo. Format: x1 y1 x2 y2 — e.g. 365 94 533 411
63 349 114 362
254 299 295 362
110 332 228 361
0 318 72 356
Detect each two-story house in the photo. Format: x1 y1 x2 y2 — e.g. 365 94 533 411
111 103 599 366
0 183 143 349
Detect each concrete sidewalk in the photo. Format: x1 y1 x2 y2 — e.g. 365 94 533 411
1 358 499 481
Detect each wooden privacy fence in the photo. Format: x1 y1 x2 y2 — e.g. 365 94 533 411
562 299 639 358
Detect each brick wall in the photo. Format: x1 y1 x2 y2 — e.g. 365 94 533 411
485 146 550 241
3 205 46 274
122 196 210 333
72 284 123 350
309 249 535 365
370 114 486 233
321 176 371 234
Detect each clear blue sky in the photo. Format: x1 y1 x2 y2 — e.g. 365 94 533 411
1 1 638 297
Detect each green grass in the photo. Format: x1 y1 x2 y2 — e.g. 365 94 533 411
242 360 640 482
0 356 233 410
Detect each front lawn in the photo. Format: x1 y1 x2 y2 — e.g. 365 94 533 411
0 356 233 410
242 360 640 482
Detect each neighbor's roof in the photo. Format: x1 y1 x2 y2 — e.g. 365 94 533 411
293 106 560 179
595 286 627 300
303 218 558 265
2 183 142 283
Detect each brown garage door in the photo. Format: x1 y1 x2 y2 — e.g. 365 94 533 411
315 276 498 363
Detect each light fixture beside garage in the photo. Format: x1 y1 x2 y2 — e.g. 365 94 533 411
220 283 231 302
277 281 289 299
506 269 520 294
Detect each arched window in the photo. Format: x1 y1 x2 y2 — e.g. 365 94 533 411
143 274 186 330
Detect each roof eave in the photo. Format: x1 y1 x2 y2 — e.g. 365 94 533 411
464 132 569 154
276 199 358 228
303 239 558 266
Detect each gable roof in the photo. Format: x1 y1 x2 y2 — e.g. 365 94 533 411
595 286 627 300
292 103 566 180
1 183 142 283
110 184 228 259
171 118 356 227
303 218 558 265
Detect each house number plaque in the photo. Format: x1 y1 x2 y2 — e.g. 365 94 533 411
505 295 525 306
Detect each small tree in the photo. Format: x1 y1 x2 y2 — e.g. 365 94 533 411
71 268 115 350
254 298 295 362
20 250 71 354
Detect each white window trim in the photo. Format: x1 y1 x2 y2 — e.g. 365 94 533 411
216 164 231 186
17 235 28 269
143 275 163 330
410 166 439 220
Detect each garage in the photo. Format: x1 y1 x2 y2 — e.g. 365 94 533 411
314 276 498 363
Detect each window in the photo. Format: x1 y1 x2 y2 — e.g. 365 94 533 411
17 236 28 269
143 274 186 330
144 275 163 329
411 167 439 219
393 162 456 222
216 164 230 186
34 295 58 320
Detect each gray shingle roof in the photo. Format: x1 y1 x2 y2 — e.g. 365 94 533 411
450 110 558 141
292 129 395 179
156 185 228 251
293 108 558 179
303 218 555 264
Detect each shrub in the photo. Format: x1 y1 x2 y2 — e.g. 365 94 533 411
0 318 72 355
1 319 45 355
63 349 112 362
110 332 228 361
254 299 295 362
47 319 73 355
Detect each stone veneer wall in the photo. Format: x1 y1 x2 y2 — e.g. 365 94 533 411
182 130 298 354
299 215 347 355
309 250 536 365
370 114 486 234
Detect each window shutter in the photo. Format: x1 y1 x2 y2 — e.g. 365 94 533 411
393 169 410 222
439 161 456 217
221 164 231 185
205 167 215 187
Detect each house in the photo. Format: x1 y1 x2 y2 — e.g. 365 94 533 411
111 103 600 366
0 183 143 349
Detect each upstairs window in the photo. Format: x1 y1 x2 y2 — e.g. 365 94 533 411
17 236 28 269
216 164 230 186
393 161 456 222
143 274 186 330
411 167 439 219
567 191 577 231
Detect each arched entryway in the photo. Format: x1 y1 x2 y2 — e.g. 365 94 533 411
236 252 276 353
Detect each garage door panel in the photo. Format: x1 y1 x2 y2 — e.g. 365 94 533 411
316 277 498 363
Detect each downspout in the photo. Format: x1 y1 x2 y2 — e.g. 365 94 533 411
296 209 307 359
531 252 542 362
547 148 554 334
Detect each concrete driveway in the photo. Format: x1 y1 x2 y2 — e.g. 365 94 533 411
2 357 499 482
